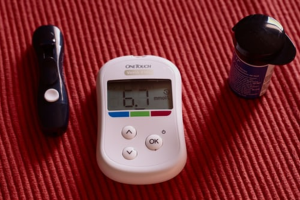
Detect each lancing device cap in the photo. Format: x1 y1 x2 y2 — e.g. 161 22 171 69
232 14 296 65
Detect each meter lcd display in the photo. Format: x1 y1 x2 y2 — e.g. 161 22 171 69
107 79 173 110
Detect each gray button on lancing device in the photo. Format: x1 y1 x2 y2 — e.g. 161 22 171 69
44 88 60 102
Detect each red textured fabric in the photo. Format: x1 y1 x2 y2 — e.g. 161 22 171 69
0 0 299 199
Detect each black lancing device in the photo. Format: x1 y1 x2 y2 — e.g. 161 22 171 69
32 25 69 136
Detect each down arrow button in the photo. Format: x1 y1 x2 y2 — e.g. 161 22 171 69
122 147 137 160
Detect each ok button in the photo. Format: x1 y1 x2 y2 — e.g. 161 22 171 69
146 135 163 150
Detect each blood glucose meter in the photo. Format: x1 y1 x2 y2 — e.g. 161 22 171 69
96 55 187 184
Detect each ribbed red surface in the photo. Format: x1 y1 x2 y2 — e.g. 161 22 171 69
0 0 299 199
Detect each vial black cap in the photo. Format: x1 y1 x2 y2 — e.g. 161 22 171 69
233 14 296 65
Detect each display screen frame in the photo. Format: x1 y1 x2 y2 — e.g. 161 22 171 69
107 79 173 111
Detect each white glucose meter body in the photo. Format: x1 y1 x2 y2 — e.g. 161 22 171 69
96 55 186 184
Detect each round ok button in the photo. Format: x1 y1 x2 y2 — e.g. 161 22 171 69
146 135 163 150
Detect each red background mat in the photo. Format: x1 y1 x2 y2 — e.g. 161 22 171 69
0 0 299 199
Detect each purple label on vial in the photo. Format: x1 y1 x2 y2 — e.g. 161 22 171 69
229 52 268 98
